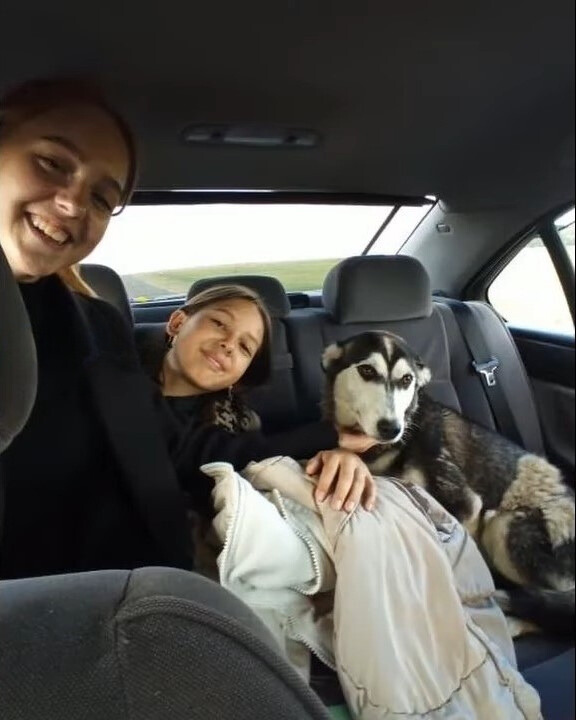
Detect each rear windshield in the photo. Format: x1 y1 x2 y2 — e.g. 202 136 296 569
85 201 433 302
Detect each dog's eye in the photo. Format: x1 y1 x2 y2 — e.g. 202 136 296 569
400 373 414 388
357 364 378 380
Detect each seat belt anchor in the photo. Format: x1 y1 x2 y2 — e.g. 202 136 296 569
472 357 499 387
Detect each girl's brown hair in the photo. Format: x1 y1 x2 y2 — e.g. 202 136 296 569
176 284 273 388
0 76 139 296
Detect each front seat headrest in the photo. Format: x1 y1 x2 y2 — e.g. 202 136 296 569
0 246 37 453
323 255 432 324
79 263 133 326
187 275 291 318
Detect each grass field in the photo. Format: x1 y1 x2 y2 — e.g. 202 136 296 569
125 242 575 337
125 258 341 300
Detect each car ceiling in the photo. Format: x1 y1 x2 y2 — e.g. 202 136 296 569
1 0 574 211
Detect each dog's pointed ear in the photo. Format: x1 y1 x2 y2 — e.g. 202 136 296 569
415 358 432 387
321 342 344 372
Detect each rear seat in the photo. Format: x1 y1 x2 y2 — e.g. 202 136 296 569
435 299 545 455
81 256 545 450
82 259 574 710
285 255 545 455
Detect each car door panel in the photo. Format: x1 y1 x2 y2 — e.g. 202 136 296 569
510 326 575 481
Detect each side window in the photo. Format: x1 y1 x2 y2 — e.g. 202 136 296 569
488 209 575 335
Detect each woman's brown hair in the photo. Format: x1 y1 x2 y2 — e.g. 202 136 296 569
176 284 273 388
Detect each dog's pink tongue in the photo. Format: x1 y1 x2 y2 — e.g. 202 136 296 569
338 432 381 453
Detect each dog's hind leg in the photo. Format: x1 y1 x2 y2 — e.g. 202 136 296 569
483 509 575 635
492 454 575 588
494 586 575 637
481 511 528 587
493 590 541 637
483 507 574 590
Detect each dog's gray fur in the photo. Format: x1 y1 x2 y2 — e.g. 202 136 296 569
322 330 575 635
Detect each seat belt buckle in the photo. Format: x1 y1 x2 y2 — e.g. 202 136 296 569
472 357 499 387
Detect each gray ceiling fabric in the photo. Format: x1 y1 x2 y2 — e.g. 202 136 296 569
0 246 37 454
2 2 572 208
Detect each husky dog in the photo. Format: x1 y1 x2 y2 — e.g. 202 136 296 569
321 330 575 635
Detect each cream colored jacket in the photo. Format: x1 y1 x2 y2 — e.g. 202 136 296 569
201 457 542 720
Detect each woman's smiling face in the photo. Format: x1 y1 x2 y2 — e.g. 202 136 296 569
0 103 129 281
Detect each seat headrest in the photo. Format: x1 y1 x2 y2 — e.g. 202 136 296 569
187 275 291 318
0 246 37 453
322 255 432 324
79 264 133 325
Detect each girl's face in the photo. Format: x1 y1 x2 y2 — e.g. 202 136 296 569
0 104 129 281
166 298 266 394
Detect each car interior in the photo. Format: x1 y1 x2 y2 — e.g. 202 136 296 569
1 1 574 718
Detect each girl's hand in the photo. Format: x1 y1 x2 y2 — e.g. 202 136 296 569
306 449 376 512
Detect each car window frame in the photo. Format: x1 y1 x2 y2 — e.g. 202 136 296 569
466 203 575 332
539 216 575 327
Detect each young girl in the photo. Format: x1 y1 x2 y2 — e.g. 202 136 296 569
141 283 377 519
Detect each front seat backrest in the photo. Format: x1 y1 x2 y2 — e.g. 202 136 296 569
79 263 134 325
0 567 331 719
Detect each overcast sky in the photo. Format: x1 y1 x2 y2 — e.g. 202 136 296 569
86 203 430 275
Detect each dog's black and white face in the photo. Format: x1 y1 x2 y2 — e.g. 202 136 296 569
322 331 431 444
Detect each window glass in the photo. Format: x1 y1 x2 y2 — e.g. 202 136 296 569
85 201 433 301
488 210 574 334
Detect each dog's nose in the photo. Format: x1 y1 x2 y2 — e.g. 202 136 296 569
377 419 401 442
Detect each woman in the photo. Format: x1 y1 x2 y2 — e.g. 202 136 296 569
0 77 189 579
142 283 377 518
0 77 373 581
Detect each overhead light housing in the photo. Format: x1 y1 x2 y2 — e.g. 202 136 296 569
181 124 320 148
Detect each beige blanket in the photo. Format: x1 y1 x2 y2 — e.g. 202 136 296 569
201 457 542 719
